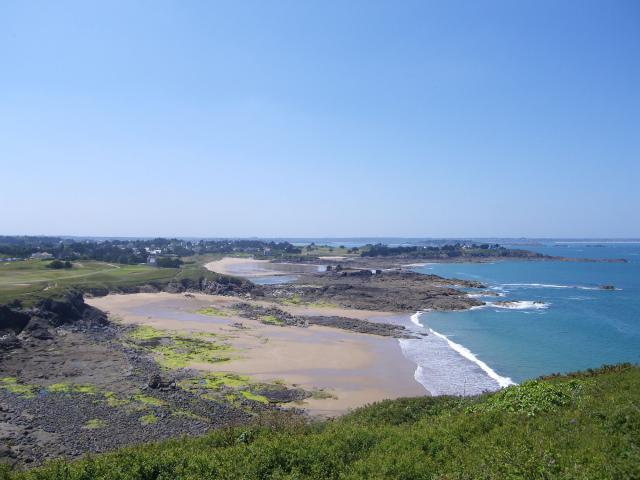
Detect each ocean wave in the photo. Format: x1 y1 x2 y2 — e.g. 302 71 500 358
402 312 515 394
410 311 425 327
468 300 549 311
467 292 506 299
492 300 549 310
502 283 599 291
428 329 515 388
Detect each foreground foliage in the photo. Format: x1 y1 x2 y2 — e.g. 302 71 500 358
2 364 638 479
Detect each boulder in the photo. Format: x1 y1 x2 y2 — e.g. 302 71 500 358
21 317 53 340
0 333 21 351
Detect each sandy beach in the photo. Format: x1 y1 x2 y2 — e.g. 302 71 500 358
205 257 320 278
87 292 426 416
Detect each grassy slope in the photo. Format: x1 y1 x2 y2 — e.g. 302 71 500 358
4 364 638 479
0 259 212 305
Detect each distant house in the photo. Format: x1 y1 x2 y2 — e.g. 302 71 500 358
30 252 53 260
147 255 157 266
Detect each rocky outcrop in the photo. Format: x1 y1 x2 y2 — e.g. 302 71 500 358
263 270 485 313
233 303 415 338
0 290 109 349
234 303 308 327
306 316 417 338
0 305 31 335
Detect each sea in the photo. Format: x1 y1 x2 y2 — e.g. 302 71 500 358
399 242 640 395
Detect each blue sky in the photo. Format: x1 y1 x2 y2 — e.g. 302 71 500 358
1 0 638 237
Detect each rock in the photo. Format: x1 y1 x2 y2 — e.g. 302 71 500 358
307 316 414 338
21 317 53 340
148 374 176 390
0 333 22 351
139 284 160 293
0 305 31 334
254 387 309 403
0 444 16 458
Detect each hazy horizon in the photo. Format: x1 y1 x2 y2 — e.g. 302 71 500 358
3 234 640 242
2 1 639 237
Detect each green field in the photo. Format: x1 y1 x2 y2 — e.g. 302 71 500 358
0 259 191 304
3 364 638 479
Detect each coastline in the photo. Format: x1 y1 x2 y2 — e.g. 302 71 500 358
87 292 428 416
205 257 321 278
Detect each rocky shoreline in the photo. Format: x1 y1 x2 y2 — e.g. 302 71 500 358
0 292 304 468
233 302 417 338
0 260 491 468
261 269 485 312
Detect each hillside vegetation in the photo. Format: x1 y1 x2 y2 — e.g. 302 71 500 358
0 260 200 305
3 364 638 479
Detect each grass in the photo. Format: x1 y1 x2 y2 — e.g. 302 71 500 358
180 372 251 391
103 392 130 408
82 419 107 430
259 315 284 325
179 373 276 405
0 256 240 306
45 383 97 395
280 294 303 306
139 414 158 425
240 391 270 404
0 259 183 305
0 377 172 414
127 325 232 369
293 246 356 258
0 377 36 398
197 307 229 317
3 364 638 479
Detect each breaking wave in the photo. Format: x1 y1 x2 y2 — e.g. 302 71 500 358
402 312 515 395
502 283 599 291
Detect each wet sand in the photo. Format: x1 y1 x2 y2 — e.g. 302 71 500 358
87 292 427 416
205 257 320 278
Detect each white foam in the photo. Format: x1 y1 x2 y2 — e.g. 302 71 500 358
502 283 598 291
410 311 425 327
428 328 515 388
401 312 515 395
492 300 549 310
467 300 549 311
467 292 506 299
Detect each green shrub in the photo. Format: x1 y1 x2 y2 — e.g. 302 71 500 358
467 379 584 417
4 365 639 479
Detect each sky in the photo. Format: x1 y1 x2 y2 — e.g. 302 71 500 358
1 0 639 238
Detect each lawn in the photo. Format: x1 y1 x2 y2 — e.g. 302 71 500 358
0 259 183 304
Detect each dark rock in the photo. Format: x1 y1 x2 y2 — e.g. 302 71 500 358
307 316 415 338
35 290 87 326
0 305 31 334
254 387 309 403
0 333 22 351
148 374 176 390
21 317 53 340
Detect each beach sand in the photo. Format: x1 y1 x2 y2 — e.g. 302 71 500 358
205 257 319 278
87 292 426 416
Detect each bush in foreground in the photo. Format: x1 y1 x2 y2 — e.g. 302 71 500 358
1 364 638 479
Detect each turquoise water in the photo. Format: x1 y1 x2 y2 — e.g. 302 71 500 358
408 243 640 392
